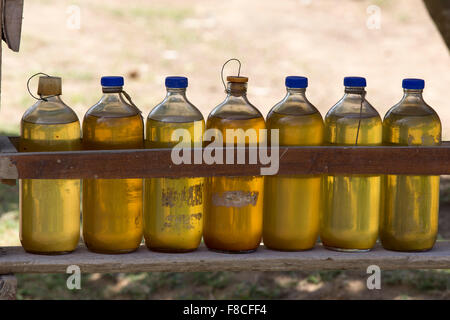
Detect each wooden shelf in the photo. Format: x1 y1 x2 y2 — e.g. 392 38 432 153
1 242 449 273
1 137 450 179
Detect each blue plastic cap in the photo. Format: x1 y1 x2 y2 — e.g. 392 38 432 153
402 78 425 90
285 76 308 89
344 76 366 87
165 76 188 88
101 76 124 87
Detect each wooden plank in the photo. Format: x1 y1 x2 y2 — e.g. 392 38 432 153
0 242 449 273
0 274 17 300
1 0 24 52
0 140 449 179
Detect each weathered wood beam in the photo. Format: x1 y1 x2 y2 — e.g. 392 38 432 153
0 140 449 179
1 242 449 273
1 0 24 52
424 0 450 49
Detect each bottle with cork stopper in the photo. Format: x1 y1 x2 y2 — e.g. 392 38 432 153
20 74 81 254
204 60 266 253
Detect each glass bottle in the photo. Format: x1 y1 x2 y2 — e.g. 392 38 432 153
264 76 323 251
381 78 441 251
204 76 266 253
20 76 81 254
144 76 205 252
322 77 382 252
82 76 144 254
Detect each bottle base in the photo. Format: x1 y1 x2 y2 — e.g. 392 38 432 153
324 245 371 253
23 249 75 255
206 247 258 254
382 246 433 253
264 245 315 252
146 247 198 253
85 247 139 254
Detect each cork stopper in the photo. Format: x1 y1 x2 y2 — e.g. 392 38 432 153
37 76 62 96
227 76 248 83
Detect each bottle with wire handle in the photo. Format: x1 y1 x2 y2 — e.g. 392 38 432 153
381 78 441 251
322 76 382 252
82 76 144 254
204 59 266 253
264 76 324 251
144 76 205 252
20 74 81 254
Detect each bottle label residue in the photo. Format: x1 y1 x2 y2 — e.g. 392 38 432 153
212 191 259 208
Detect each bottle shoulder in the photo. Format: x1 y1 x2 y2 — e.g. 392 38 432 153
22 98 79 125
325 96 381 121
268 95 322 118
384 100 440 120
208 96 263 121
85 94 141 118
148 97 204 123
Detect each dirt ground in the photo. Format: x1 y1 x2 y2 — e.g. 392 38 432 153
0 0 449 136
0 0 449 300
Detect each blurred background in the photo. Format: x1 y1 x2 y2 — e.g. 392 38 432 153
0 0 449 299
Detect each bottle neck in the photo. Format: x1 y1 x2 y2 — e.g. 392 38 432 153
344 86 366 95
286 87 307 97
40 95 62 101
101 86 124 102
400 89 424 104
166 87 187 98
226 82 247 97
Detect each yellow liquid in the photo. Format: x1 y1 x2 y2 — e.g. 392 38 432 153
20 120 81 254
144 118 205 252
381 113 441 251
82 114 144 253
204 116 266 252
264 112 323 250
322 114 382 251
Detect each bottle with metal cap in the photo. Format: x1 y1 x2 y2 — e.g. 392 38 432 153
204 75 266 253
20 75 81 254
381 78 441 251
82 76 144 254
144 76 205 252
322 77 382 252
264 76 323 251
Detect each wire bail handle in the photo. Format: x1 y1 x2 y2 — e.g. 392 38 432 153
26 72 55 101
354 90 366 146
221 58 242 92
121 89 142 114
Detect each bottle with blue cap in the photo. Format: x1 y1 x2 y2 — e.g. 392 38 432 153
381 78 441 251
20 75 81 254
82 76 144 254
204 62 266 253
322 76 382 252
144 76 205 252
264 76 323 251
